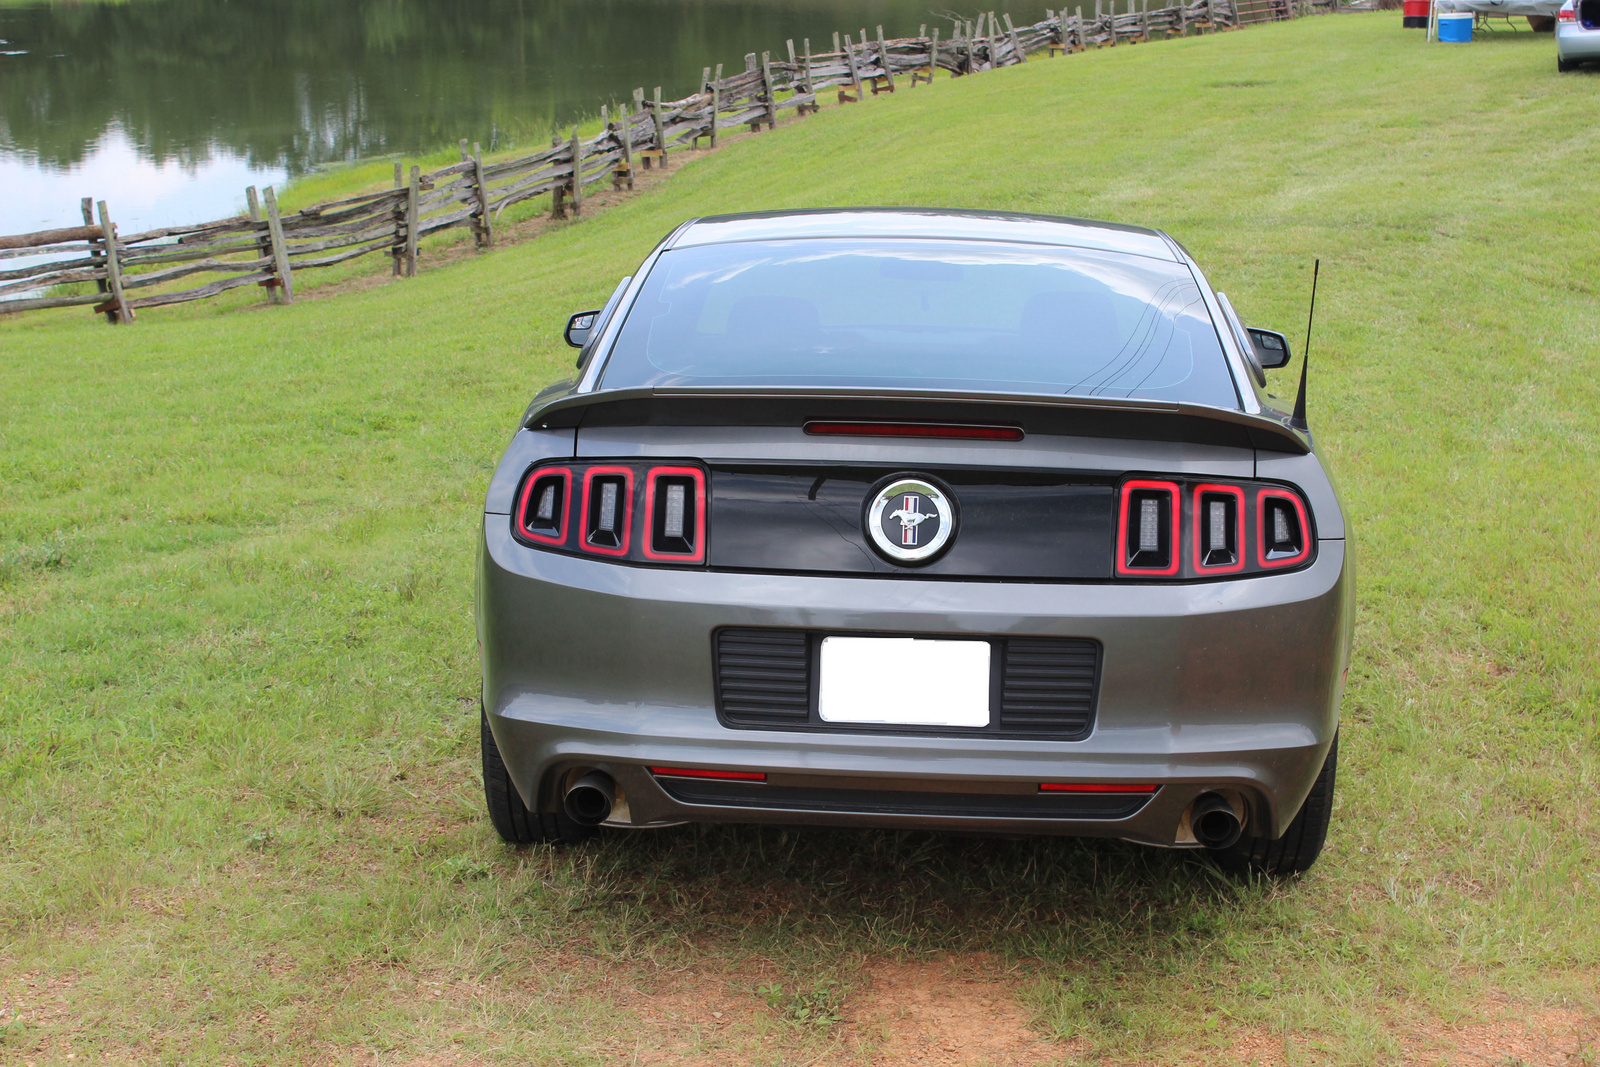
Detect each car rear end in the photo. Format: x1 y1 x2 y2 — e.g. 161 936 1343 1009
476 211 1353 865
1558 0 1600 67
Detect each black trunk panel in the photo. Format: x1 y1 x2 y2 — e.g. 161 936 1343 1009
708 466 1116 578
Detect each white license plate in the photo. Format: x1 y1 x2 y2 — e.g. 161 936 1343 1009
818 636 991 727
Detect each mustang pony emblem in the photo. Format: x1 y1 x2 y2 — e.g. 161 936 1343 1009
866 478 955 564
888 495 934 545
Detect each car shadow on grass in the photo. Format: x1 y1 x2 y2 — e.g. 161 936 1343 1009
537 821 1284 963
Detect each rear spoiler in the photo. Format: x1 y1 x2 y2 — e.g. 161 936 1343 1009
523 387 1311 455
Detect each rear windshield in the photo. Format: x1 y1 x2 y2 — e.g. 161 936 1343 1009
598 238 1241 408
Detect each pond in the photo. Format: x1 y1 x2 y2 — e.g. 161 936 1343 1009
0 0 1064 237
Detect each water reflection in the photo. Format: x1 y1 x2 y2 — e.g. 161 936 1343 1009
0 0 1051 234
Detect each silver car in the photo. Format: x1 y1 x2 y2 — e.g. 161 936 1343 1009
1558 0 1600 69
476 209 1353 875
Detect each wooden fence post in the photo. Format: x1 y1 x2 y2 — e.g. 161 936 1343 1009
78 195 113 321
92 201 133 324
651 86 667 164
617 102 636 186
1003 14 1026 60
689 73 705 147
876 26 897 89
1141 0 1152 40
80 197 115 323
386 178 404 276
801 42 815 104
471 142 492 249
569 127 584 217
711 64 724 144
405 166 420 276
842 34 864 101
745 54 760 128
785 41 812 116
914 27 938 84
261 187 295 303
759 51 778 128
245 185 282 301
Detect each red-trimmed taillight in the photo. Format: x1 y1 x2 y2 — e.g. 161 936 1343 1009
1039 782 1159 793
648 766 766 781
1116 480 1180 575
642 466 706 562
517 466 570 545
581 466 633 555
1558 6 1576 20
803 421 1024 442
1192 483 1245 574
1257 487 1311 568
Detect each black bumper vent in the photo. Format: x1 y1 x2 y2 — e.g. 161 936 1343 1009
998 638 1099 737
655 777 1148 820
713 629 1100 741
715 628 812 726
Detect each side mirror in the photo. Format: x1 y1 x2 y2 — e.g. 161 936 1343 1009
564 309 602 349
1247 328 1292 369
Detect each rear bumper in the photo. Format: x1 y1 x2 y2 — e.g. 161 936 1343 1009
1558 25 1600 56
478 517 1352 844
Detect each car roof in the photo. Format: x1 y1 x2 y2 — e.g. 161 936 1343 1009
667 208 1180 262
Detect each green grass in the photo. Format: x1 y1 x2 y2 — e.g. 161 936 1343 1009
3 14 1599 1064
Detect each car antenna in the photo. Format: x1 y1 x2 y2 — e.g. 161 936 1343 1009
1290 258 1319 432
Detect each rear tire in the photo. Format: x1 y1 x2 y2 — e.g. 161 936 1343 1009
481 708 594 846
1558 56 1576 72
1214 734 1337 877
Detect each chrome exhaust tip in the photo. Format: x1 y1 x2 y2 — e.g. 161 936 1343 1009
563 771 615 826
1191 793 1243 850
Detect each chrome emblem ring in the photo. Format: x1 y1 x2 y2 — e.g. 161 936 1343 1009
866 477 956 564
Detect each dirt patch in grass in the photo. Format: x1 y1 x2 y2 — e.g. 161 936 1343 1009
841 955 1077 1066
1405 996 1598 1066
1212 994 1597 1067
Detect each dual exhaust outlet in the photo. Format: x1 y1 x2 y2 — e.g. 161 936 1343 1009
562 769 1243 848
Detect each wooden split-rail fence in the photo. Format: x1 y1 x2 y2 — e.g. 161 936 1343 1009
0 0 1344 325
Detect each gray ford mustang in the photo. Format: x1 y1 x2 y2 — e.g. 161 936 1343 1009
477 209 1352 875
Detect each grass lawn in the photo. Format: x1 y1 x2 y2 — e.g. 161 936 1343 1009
3 13 1599 1064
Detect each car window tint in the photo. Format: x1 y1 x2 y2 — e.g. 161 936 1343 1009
600 239 1240 408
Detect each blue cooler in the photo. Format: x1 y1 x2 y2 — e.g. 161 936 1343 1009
1438 11 1474 40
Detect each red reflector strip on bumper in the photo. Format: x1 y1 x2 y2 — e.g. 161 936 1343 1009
648 766 767 781
803 421 1024 442
1038 783 1159 794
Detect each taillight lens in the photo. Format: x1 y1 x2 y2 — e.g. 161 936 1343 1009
1116 480 1180 575
581 467 633 555
1257 488 1311 568
515 460 709 565
517 467 570 544
643 466 706 562
1116 477 1313 579
1192 484 1245 573
1558 6 1575 20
